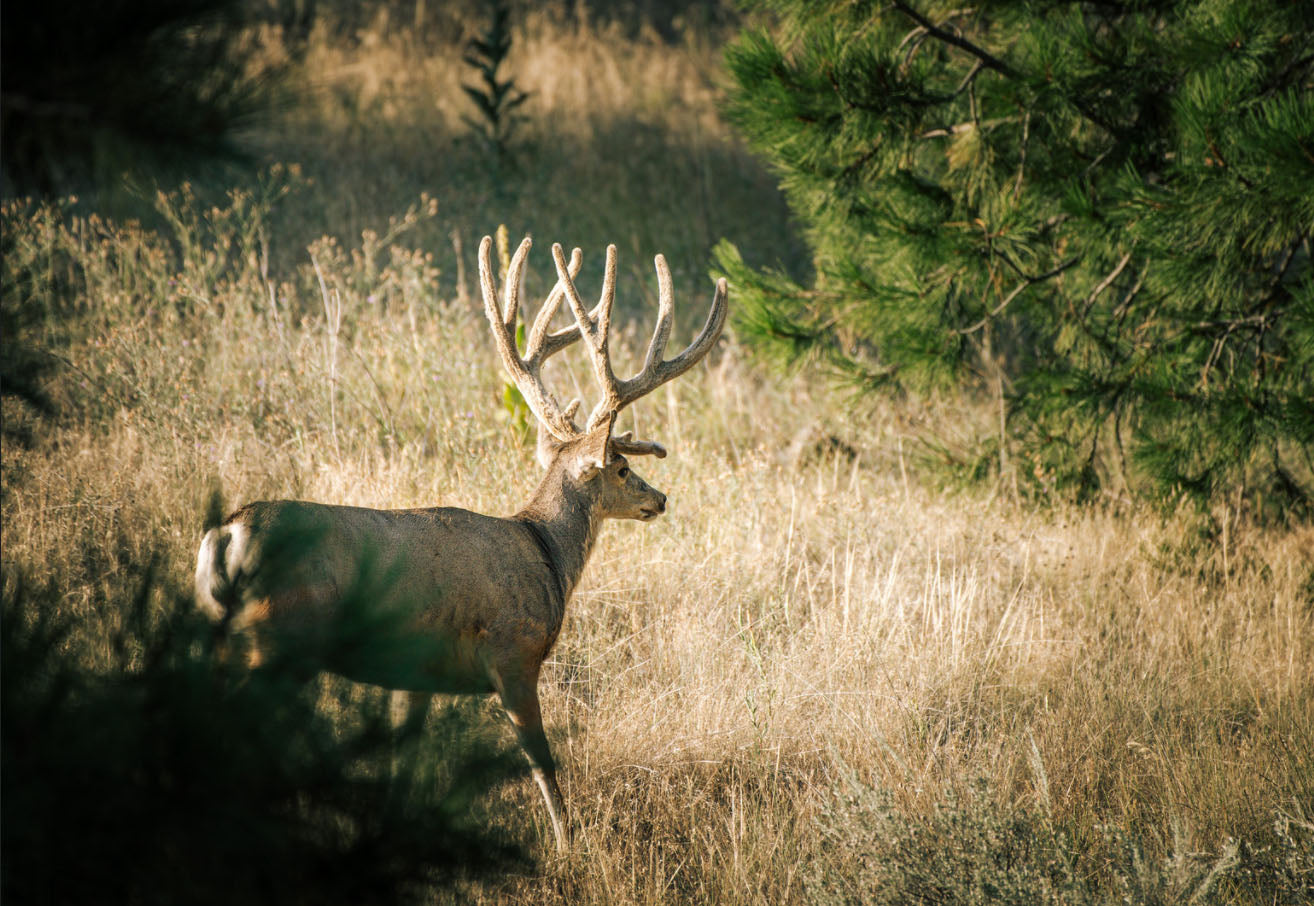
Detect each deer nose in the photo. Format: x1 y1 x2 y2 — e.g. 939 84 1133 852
655 494 667 513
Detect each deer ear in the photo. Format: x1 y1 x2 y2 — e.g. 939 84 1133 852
537 397 582 469
571 412 615 480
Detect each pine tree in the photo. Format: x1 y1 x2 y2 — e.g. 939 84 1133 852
461 0 533 169
718 0 1313 513
1 0 282 195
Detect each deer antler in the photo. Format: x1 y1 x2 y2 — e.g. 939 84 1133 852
551 243 728 433
481 234 729 455
479 235 588 442
610 431 667 458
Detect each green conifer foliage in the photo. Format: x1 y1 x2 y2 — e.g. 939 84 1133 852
719 0 1313 511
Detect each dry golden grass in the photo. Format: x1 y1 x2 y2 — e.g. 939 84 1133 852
244 5 801 308
4 9 1312 904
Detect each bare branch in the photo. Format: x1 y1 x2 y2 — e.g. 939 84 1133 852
919 114 1019 139
1080 250 1133 317
1012 108 1031 199
956 59 985 95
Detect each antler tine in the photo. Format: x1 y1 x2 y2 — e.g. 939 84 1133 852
479 235 579 442
501 236 533 329
551 243 618 351
478 235 504 326
611 431 667 459
641 253 676 374
625 272 728 402
523 246 583 363
552 242 730 432
596 244 618 352
551 243 624 419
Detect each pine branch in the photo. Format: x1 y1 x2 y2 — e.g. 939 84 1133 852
1258 53 1314 101
891 1 1123 137
889 2 1018 79
1080 251 1133 318
722 1 1314 508
956 258 1079 334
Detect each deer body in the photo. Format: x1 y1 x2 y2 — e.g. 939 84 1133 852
197 433 664 691
198 501 574 694
195 234 725 853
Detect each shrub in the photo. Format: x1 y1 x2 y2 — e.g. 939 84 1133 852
1 541 527 905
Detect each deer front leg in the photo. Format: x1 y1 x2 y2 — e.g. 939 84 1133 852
493 668 569 854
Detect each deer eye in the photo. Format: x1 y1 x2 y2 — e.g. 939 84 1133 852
617 466 630 478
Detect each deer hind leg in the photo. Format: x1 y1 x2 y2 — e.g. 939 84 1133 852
208 600 272 669
493 667 569 854
388 691 432 796
389 690 433 734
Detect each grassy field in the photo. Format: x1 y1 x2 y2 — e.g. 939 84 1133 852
4 6 1312 904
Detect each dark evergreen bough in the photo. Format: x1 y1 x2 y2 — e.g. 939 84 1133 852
719 0 1313 512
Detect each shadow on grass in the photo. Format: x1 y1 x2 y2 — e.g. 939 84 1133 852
806 772 1314 906
256 106 811 324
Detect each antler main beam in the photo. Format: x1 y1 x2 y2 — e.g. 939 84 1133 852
550 243 728 432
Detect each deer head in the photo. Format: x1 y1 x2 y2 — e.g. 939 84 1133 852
478 235 728 520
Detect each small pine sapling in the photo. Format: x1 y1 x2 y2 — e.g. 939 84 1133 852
461 0 532 168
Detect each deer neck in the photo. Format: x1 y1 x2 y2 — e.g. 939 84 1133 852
514 467 603 606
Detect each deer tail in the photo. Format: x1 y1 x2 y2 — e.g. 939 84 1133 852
194 522 244 624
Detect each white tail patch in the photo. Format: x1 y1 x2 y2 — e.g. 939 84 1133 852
194 522 249 623
224 521 250 578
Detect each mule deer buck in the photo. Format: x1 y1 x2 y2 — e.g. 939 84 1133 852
194 234 728 853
